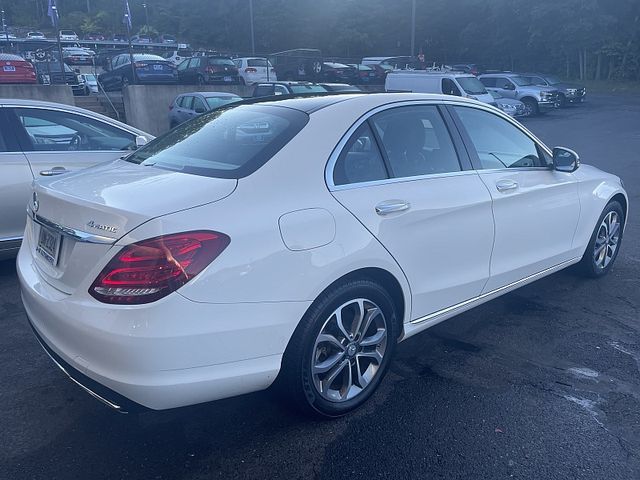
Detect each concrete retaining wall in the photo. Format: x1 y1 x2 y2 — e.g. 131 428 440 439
0 85 75 106
123 84 254 135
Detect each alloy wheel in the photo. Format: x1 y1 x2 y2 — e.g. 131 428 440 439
593 211 621 269
311 298 388 402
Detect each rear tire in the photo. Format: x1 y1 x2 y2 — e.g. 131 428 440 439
578 201 624 278
197 75 205 86
279 279 398 418
559 94 568 108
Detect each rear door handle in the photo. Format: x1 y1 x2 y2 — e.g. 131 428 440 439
496 180 519 192
375 200 410 216
40 167 69 176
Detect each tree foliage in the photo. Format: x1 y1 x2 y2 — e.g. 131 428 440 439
2 0 639 79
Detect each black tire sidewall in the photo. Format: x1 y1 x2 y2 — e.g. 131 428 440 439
581 201 624 277
283 280 398 418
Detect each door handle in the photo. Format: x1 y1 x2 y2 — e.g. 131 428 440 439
375 200 410 216
39 167 69 176
496 180 519 192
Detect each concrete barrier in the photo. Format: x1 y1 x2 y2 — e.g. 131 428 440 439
123 84 254 135
0 85 75 105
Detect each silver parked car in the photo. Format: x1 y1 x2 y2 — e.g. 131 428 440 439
169 91 241 128
478 73 560 116
488 90 526 117
0 99 152 259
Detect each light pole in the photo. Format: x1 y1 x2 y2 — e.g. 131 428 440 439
410 0 416 57
142 3 149 31
1 9 8 48
249 0 255 54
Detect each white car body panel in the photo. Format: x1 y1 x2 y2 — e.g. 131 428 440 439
234 57 277 85
17 93 628 411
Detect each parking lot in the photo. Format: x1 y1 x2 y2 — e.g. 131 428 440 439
1 93 639 479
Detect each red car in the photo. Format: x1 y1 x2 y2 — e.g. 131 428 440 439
0 54 37 84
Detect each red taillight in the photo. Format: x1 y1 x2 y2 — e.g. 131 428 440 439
89 231 230 304
205 66 215 73
245 67 257 73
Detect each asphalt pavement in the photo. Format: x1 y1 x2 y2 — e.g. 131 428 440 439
1 93 639 480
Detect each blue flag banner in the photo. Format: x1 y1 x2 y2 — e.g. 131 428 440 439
123 0 132 30
47 0 59 27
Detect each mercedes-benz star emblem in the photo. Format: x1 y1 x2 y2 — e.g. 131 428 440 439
32 192 39 212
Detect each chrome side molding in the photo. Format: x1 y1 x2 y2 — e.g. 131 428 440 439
29 208 116 245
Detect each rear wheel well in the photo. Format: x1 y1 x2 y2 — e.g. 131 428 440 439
315 268 406 339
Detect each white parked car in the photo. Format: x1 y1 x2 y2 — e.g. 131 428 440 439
233 57 277 85
78 73 99 94
58 30 79 41
0 99 152 259
386 70 495 105
18 94 627 417
26 31 46 39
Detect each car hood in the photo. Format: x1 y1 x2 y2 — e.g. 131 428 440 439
553 82 584 90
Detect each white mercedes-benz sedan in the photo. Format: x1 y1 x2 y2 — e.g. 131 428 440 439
18 93 628 417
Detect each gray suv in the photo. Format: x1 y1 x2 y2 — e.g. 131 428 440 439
478 73 560 116
520 73 586 107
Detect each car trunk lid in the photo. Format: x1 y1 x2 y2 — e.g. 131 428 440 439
29 159 237 294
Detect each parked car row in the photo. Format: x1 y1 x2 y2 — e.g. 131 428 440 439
2 29 180 44
385 69 586 117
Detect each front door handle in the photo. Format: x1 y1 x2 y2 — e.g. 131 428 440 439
375 200 410 216
39 167 69 176
496 180 519 192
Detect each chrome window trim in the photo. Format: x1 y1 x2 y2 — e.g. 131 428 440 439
325 99 554 192
29 208 115 245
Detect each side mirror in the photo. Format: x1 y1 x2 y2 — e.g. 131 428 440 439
194 107 206 114
503 83 515 90
553 147 580 173
135 135 148 148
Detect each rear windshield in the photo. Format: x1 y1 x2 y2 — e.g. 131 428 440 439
289 84 327 93
457 77 487 95
125 104 309 179
247 58 271 67
209 58 235 66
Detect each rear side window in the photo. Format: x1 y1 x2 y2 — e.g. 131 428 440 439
125 105 309 179
333 122 388 186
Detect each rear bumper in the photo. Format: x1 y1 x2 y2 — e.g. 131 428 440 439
204 74 240 84
17 239 309 410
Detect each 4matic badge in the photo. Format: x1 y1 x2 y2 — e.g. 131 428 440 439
86 220 118 234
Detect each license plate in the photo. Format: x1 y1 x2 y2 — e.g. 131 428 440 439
224 76 232 82
3 65 16 72
369 72 375 76
36 226 62 266
153 64 163 70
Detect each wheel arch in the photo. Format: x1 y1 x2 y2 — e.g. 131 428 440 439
610 192 628 225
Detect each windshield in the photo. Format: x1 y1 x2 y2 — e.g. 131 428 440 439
457 77 487 95
543 75 561 85
489 91 503 99
205 96 241 109
511 76 533 86
289 85 327 93
125 105 309 179
84 74 96 81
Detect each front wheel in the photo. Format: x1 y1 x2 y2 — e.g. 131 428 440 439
578 201 624 278
279 279 398 417
522 98 539 117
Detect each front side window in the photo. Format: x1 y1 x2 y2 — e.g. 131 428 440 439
192 97 206 113
13 108 136 152
495 77 514 89
479 77 496 88
442 78 461 96
453 106 548 169
333 122 388 186
125 104 309 179
371 105 461 178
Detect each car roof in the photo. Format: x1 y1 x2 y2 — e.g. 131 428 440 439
243 92 483 114
182 91 241 97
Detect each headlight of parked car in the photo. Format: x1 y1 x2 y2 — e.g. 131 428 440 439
499 103 516 111
566 88 578 95
540 92 553 99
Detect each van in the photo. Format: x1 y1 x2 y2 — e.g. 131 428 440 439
385 71 495 105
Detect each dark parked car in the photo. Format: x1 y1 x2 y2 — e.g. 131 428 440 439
34 62 84 95
0 54 37 84
320 62 358 83
169 91 241 128
176 55 239 85
112 34 127 42
520 73 586 107
98 53 177 91
252 81 327 97
318 83 362 92
450 63 484 75
347 63 384 84
159 34 177 44
62 47 94 65
131 34 153 44
84 32 105 41
270 48 323 81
